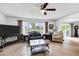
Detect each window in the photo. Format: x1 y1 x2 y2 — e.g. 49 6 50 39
60 23 71 36
25 22 44 33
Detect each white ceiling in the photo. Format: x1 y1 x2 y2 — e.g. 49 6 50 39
0 3 79 20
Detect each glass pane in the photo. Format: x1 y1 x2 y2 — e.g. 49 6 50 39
25 22 44 33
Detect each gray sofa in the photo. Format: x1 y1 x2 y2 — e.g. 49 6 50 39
27 31 43 43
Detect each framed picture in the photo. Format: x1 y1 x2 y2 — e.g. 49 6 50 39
49 24 54 29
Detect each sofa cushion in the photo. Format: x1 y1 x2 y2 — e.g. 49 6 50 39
35 32 41 36
30 36 42 39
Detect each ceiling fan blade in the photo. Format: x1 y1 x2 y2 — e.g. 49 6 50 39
45 8 56 11
41 3 48 9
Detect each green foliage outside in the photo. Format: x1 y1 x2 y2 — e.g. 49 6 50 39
25 23 43 33
61 23 70 32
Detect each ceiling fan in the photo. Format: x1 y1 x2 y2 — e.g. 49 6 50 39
40 3 56 15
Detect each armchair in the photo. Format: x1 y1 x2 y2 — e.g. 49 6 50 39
52 31 63 43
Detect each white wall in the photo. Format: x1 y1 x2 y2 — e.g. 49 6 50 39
5 16 47 26
0 14 18 26
0 13 6 24
56 20 62 32
5 16 18 26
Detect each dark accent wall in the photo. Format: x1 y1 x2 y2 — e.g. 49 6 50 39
0 24 19 37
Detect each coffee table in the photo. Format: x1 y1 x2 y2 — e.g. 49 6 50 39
30 39 49 55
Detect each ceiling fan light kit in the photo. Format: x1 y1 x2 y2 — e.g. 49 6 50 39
41 10 45 13
44 12 47 15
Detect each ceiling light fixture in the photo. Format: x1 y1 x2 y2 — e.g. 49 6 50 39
41 10 45 13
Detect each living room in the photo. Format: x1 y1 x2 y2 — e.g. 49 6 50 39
0 3 79 56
